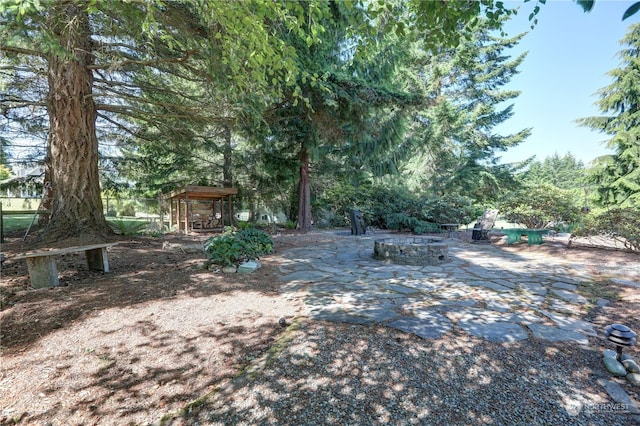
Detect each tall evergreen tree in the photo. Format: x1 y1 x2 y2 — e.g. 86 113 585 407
0 0 544 239
399 19 531 203
523 153 586 190
259 2 416 230
0 0 328 241
577 23 640 207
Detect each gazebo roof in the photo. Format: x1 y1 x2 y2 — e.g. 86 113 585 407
167 185 238 201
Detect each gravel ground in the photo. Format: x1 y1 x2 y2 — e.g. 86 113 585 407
3 230 638 425
174 320 639 426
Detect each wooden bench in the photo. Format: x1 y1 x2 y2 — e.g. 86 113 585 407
16 243 118 289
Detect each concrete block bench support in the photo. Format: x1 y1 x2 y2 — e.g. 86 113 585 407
18 243 118 289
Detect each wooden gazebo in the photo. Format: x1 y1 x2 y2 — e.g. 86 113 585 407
166 186 238 232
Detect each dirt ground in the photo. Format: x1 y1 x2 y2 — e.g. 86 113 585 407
0 229 638 425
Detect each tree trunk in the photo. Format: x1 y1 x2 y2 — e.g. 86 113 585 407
222 124 234 224
39 152 52 227
222 125 233 188
42 3 110 242
296 143 313 231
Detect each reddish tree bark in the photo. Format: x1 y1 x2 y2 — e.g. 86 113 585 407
296 143 312 231
42 3 110 242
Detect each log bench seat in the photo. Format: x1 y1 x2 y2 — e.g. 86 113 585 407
16 243 118 288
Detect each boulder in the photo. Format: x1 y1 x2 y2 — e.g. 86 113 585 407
238 260 261 274
604 356 628 377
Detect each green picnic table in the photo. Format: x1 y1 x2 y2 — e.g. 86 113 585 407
500 228 548 245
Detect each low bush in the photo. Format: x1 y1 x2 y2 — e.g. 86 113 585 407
315 182 432 229
422 194 478 225
384 213 441 235
203 227 273 266
316 182 485 233
572 207 640 252
117 202 136 217
108 219 147 236
499 184 581 229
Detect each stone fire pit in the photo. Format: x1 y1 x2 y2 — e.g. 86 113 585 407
374 236 449 266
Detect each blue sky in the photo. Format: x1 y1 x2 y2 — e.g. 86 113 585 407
495 0 640 165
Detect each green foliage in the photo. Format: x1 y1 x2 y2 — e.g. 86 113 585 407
315 182 422 229
107 219 148 236
499 184 582 229
236 227 274 259
203 228 273 267
398 18 530 203
316 182 478 234
573 208 640 252
523 153 586 190
384 213 440 235
577 23 640 208
422 194 478 225
0 164 10 181
117 202 136 217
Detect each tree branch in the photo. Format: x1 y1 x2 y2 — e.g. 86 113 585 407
0 45 45 58
88 50 198 70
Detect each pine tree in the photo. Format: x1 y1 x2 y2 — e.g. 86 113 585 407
577 23 640 207
400 19 531 203
260 3 416 230
524 153 586 190
0 0 328 241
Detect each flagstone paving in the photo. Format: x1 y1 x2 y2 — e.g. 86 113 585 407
278 232 635 344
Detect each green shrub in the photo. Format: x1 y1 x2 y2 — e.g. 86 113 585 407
573 208 640 252
236 227 274 259
314 208 338 228
315 182 424 229
203 228 273 267
236 221 254 230
384 213 441 235
117 202 136 217
422 194 478 225
499 184 581 229
385 212 416 231
108 219 148 236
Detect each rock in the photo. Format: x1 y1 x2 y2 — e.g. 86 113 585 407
552 282 577 291
278 317 287 328
622 353 634 362
550 289 588 304
604 349 618 359
623 359 640 374
595 298 611 307
597 378 640 414
238 260 261 274
627 373 640 386
604 356 628 377
222 265 237 274
610 278 640 289
528 323 588 345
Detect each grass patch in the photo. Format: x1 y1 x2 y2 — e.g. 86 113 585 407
2 214 37 233
578 279 621 303
107 218 152 236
